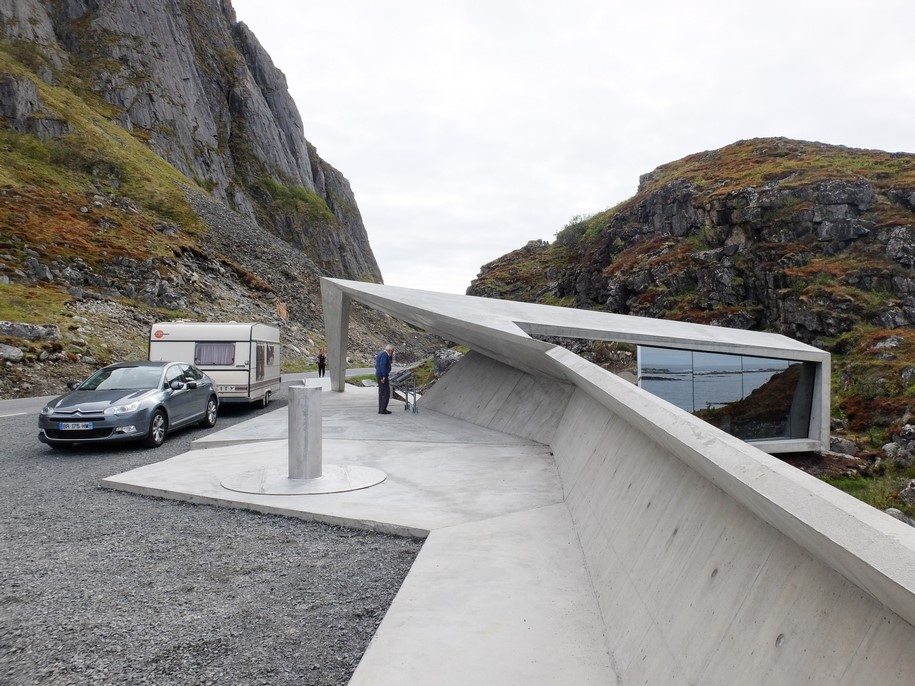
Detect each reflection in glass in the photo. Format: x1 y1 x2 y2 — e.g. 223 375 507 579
638 347 814 442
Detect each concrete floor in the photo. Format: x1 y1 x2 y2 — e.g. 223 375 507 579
102 382 615 684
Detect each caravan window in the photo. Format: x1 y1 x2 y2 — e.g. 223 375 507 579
266 345 276 366
256 343 266 380
195 342 235 366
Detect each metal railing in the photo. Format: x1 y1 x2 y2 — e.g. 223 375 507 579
390 370 419 413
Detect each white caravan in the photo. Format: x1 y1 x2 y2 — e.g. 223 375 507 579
148 322 281 406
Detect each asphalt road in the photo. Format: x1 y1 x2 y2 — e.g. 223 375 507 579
0 368 420 686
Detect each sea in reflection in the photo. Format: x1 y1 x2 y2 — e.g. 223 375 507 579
638 347 811 440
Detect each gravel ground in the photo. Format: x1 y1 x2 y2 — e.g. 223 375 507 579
0 388 423 686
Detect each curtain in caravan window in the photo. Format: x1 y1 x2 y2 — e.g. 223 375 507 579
195 342 235 366
256 343 265 380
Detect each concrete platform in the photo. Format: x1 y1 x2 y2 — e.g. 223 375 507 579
102 385 615 684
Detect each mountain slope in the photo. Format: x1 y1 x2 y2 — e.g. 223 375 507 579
1 0 380 281
469 138 915 448
0 0 439 397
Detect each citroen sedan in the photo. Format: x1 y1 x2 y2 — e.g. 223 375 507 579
38 361 219 449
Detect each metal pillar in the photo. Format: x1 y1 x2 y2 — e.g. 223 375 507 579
288 385 322 479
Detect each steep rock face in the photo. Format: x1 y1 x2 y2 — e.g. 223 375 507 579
0 0 441 399
469 138 915 443
0 0 380 281
472 139 915 342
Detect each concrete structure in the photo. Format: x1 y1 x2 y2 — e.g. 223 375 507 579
321 278 915 684
289 385 323 479
320 279 830 454
220 384 387 496
101 280 915 684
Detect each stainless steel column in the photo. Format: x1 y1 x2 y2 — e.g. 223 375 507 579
288 385 322 479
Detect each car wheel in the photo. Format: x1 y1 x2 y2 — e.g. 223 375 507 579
143 409 168 448
199 396 218 428
262 391 271 408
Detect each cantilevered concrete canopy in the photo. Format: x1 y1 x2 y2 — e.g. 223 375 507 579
320 277 830 453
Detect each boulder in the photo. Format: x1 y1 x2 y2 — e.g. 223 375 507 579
0 344 24 362
434 349 464 376
897 480 915 505
885 508 915 528
830 436 858 456
0 321 61 341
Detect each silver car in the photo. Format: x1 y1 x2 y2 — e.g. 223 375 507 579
38 361 219 449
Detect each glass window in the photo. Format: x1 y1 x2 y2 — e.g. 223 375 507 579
195 342 235 366
180 364 202 382
266 344 276 366
165 365 185 387
256 343 265 381
639 348 693 412
184 365 204 381
638 346 815 442
81 366 161 391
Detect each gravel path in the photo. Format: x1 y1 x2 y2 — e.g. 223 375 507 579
0 391 422 686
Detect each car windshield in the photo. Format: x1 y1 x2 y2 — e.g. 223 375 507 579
79 366 162 391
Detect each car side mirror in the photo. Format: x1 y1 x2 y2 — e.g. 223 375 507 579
66 381 79 390
169 380 184 391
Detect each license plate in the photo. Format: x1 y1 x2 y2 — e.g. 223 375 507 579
59 421 93 430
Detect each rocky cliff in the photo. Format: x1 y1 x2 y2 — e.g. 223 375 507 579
469 138 915 448
0 0 440 398
0 0 380 281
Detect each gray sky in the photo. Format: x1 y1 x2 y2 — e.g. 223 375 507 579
230 0 915 294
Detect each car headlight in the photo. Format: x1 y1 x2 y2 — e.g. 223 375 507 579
104 400 142 416
40 405 53 416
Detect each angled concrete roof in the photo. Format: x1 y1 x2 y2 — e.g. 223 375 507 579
323 278 825 365
320 277 831 452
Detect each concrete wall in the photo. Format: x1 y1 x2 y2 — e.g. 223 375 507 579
423 350 574 445
424 351 915 685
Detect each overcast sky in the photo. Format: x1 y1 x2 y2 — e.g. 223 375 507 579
230 0 915 294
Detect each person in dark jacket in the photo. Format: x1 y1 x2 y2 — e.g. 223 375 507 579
317 349 327 378
375 344 394 414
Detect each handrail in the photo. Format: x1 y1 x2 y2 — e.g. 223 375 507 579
391 370 419 413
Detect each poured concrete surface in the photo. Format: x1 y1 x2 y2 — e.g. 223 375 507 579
421 351 915 685
103 355 915 684
350 503 612 686
102 385 615 683
221 463 388 495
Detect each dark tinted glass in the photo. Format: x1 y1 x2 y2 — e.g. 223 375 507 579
639 347 814 441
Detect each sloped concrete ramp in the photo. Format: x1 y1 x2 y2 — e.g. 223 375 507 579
420 351 915 685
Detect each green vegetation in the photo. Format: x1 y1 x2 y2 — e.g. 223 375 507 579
469 239 579 304
0 44 209 276
554 210 611 246
636 138 915 203
823 460 915 518
0 49 204 228
0 283 70 324
260 177 336 224
282 361 317 374
411 358 436 387
346 374 376 386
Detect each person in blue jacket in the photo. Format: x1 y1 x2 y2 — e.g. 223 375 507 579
375 344 395 414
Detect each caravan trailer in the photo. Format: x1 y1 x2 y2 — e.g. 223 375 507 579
149 322 281 406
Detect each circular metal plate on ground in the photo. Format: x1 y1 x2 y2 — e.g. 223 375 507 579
221 464 386 495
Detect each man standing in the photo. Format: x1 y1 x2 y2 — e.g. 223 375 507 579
375 344 394 414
